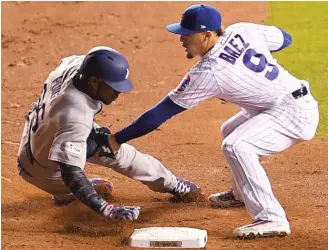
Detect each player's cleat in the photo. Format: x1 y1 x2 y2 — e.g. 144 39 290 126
208 189 245 208
52 177 114 205
89 177 114 201
170 177 199 196
169 177 203 203
233 220 291 239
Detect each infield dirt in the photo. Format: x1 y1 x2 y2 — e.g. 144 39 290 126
2 2 328 249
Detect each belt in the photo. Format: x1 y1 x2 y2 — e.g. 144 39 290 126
292 86 308 99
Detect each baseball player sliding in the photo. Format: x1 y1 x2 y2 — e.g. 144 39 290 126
17 46 199 221
112 4 319 238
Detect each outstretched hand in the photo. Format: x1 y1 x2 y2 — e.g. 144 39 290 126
102 203 140 221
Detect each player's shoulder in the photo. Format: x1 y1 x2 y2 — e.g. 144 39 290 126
56 55 85 69
58 83 100 111
226 22 261 33
49 89 99 126
227 22 279 36
49 55 85 80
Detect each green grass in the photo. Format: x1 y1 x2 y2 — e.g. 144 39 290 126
268 2 328 136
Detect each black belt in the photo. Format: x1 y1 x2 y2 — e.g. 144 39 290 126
292 86 308 99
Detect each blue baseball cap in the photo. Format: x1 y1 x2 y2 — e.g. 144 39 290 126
80 46 133 93
166 4 222 35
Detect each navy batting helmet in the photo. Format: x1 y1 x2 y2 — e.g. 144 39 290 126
79 46 133 93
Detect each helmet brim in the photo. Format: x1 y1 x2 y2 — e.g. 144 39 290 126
104 79 134 93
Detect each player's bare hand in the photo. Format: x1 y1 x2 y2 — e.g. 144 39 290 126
108 134 120 152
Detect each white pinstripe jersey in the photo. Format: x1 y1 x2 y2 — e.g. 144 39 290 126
27 55 102 169
168 22 303 114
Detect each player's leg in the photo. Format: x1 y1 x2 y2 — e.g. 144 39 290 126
18 148 72 197
209 111 249 207
221 103 318 238
221 111 249 138
87 122 199 197
17 121 72 200
222 114 293 237
87 144 199 198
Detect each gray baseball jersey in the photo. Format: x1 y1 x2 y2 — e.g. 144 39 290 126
19 55 177 196
28 55 102 170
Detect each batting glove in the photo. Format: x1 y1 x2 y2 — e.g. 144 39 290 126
101 202 140 221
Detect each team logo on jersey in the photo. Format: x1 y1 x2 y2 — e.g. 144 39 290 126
60 141 82 155
177 74 191 92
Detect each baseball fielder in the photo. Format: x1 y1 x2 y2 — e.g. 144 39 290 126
17 46 199 221
112 4 319 238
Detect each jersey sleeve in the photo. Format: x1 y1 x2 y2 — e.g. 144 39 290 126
247 23 292 52
49 122 91 169
168 67 220 109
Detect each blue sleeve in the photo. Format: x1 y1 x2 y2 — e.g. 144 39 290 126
271 27 292 52
115 96 186 144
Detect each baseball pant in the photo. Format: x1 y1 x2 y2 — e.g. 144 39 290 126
18 122 177 197
220 87 319 223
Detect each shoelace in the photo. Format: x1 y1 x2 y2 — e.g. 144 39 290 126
173 179 193 195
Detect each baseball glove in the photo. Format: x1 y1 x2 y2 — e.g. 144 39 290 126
86 126 115 159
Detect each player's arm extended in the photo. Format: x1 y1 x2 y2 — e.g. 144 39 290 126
115 96 186 144
58 162 140 220
59 162 108 212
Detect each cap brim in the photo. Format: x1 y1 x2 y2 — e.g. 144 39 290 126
105 79 134 93
166 23 197 35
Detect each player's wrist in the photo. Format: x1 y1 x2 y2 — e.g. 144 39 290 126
99 201 114 217
108 134 120 152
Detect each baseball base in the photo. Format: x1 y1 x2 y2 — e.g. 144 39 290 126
129 227 208 248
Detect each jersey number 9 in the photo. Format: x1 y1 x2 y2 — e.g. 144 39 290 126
243 49 279 81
